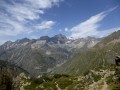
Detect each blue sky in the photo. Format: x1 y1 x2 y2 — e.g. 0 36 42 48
0 0 120 44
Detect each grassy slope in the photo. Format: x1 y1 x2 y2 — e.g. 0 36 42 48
52 30 120 76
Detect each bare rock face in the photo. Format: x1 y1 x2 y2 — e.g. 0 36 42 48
0 34 99 76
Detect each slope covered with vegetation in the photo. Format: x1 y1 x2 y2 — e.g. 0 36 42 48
2 63 119 90
52 30 120 76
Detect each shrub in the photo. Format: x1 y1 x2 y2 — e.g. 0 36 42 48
91 73 101 82
112 86 120 90
33 78 44 84
83 70 90 76
53 74 70 79
53 74 62 79
0 73 13 90
106 75 113 84
42 82 57 90
57 77 73 89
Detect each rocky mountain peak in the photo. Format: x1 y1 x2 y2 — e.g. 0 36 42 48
51 34 68 44
40 36 50 42
0 41 13 49
15 38 30 44
53 34 67 39
4 41 13 45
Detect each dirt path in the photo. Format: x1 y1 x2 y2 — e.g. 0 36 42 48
86 70 114 90
101 80 108 90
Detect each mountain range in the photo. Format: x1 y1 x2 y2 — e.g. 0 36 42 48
0 34 99 76
0 30 120 76
0 30 120 90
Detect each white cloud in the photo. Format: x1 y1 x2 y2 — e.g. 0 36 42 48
33 21 55 30
59 29 62 32
1 0 62 22
96 27 120 38
65 27 69 32
70 6 118 39
0 0 63 44
0 13 25 36
0 0 62 37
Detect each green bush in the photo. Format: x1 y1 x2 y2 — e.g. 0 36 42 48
33 78 44 84
112 86 120 90
41 76 53 82
57 77 73 89
53 74 70 79
106 75 113 84
83 70 90 76
42 82 57 90
53 74 62 79
91 73 101 82
0 73 13 90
